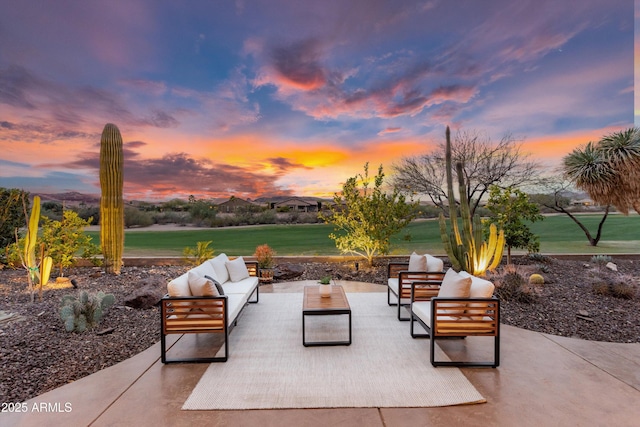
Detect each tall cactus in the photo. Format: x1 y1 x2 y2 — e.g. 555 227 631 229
99 123 124 274
438 126 505 276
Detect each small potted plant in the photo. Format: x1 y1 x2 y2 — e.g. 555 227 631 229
254 244 276 284
318 275 332 297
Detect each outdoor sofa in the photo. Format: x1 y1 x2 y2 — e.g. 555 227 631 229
160 253 259 363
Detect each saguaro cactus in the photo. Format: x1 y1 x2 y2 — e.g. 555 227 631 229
438 126 505 276
99 123 124 274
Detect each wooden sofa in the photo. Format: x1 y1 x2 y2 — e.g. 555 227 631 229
410 269 500 368
387 253 445 321
160 253 259 363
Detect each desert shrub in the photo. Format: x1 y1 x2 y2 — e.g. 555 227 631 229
124 207 154 228
494 269 537 303
152 211 191 225
590 255 612 270
591 273 637 299
536 263 550 274
527 253 551 263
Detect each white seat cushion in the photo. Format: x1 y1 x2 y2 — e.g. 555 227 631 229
222 276 258 296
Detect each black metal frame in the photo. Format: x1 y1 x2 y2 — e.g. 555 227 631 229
302 309 352 347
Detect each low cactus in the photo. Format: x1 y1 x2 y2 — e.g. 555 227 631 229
60 291 115 332
529 273 545 285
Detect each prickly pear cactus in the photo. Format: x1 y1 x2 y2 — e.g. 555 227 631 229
99 123 124 275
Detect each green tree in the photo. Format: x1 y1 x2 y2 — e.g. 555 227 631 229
0 188 29 251
485 185 544 264
41 210 101 276
320 163 418 265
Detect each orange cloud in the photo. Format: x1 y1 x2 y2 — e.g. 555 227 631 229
525 126 627 163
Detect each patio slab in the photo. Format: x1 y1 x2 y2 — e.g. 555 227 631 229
2 281 639 427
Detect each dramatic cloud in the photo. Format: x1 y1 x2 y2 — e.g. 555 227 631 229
271 39 327 91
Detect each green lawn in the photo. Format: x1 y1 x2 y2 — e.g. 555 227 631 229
87 213 640 257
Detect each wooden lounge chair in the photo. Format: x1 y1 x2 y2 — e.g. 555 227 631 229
410 269 500 368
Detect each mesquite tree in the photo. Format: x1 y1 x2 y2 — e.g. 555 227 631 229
320 163 417 265
99 123 124 274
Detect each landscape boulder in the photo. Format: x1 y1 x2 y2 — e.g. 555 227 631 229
124 276 166 309
274 264 305 281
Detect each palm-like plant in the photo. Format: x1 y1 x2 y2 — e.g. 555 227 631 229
563 127 640 215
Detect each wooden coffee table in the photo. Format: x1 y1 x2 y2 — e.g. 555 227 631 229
302 285 352 346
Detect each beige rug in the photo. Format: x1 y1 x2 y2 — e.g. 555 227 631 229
182 292 486 410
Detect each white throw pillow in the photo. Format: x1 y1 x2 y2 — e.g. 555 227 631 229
226 256 250 282
167 277 191 297
209 253 230 283
187 271 219 297
437 268 472 317
459 271 495 319
438 268 472 298
408 252 427 271
425 254 444 272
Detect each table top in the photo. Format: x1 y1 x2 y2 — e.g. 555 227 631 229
303 285 350 312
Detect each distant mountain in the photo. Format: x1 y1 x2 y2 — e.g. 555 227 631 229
39 192 100 205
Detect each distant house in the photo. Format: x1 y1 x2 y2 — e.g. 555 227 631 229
217 196 262 213
272 197 319 212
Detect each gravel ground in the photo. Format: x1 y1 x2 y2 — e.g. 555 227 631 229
1 256 639 404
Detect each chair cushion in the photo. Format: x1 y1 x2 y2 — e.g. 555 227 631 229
190 260 218 280
437 268 472 317
188 271 219 297
459 271 495 319
222 276 258 296
209 253 230 283
226 256 250 282
438 268 472 298
167 274 191 297
409 252 427 271
425 254 444 272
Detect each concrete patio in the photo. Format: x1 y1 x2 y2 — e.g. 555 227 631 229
3 281 640 427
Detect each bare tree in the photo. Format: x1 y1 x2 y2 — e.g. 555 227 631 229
535 176 609 247
391 129 539 215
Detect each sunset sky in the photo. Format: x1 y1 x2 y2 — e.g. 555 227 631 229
0 0 635 201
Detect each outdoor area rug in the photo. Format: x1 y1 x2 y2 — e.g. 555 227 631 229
182 292 486 409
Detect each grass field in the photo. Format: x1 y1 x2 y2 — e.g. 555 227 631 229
86 213 640 257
